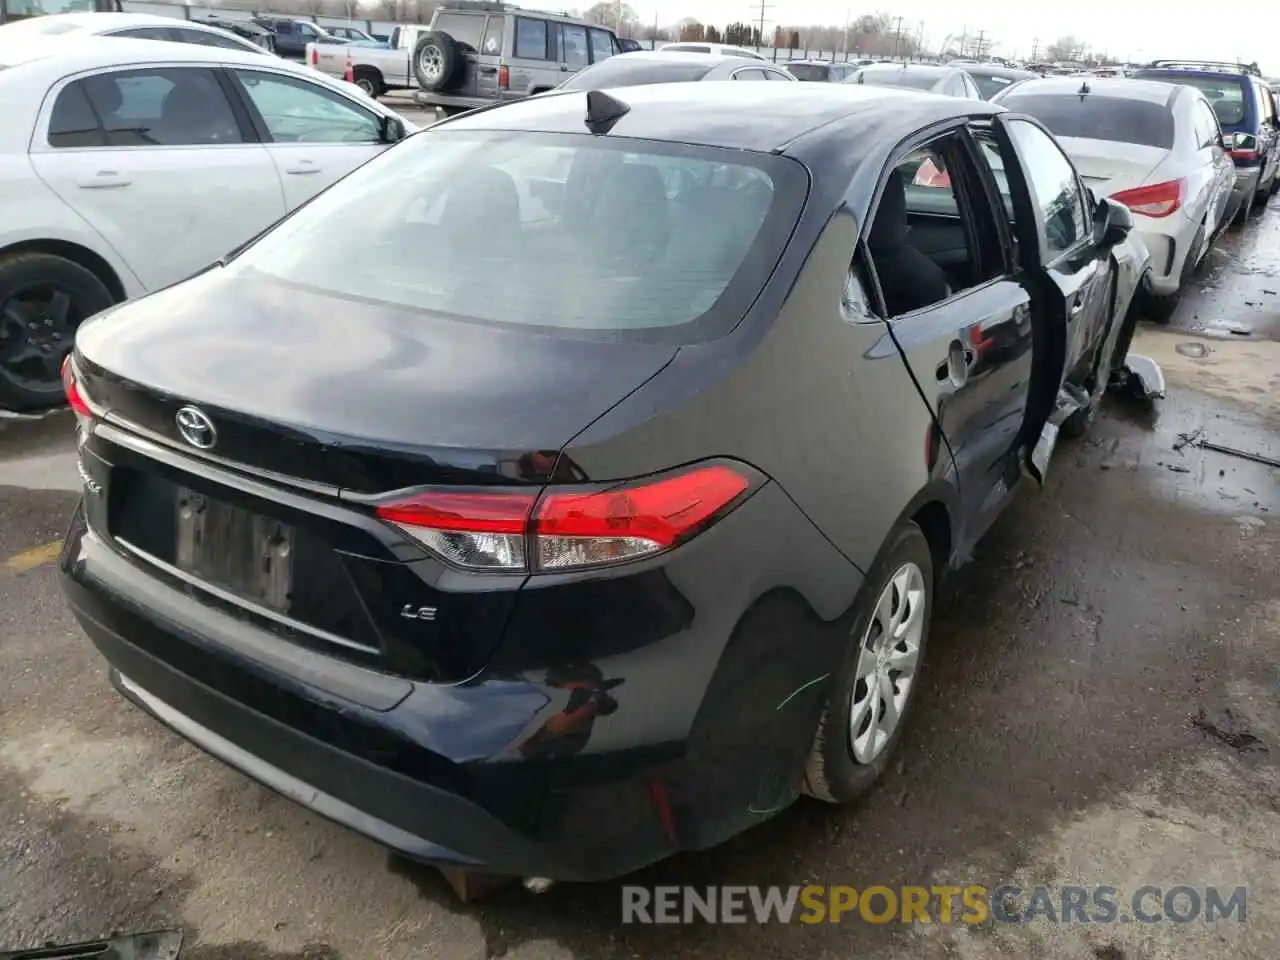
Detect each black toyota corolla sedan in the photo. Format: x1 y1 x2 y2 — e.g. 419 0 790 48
59 83 1147 884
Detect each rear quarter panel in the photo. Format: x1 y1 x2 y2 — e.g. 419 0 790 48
560 206 957 578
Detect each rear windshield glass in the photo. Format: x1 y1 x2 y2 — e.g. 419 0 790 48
851 69 940 91
998 94 1176 148
559 58 713 89
1137 73 1247 126
232 131 807 344
0 19 84 36
785 64 830 82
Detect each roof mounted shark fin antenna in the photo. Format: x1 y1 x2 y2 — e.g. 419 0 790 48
1078 79 1090 98
584 90 630 135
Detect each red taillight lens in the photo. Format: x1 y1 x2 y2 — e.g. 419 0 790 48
498 63 509 89
1230 149 1259 162
310 48 318 65
1111 179 1184 218
535 465 749 570
60 355 91 418
374 465 751 572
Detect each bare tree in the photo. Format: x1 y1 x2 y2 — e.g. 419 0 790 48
675 16 703 41
1045 35 1087 61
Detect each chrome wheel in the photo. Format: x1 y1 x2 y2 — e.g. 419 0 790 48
849 561 925 763
417 45 443 82
356 76 375 95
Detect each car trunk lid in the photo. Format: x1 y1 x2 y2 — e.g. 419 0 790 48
74 268 676 494
1057 137 1168 197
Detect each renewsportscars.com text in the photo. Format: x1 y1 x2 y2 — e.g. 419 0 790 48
621 884 1248 925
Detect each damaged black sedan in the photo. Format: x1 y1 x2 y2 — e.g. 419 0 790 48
59 83 1152 884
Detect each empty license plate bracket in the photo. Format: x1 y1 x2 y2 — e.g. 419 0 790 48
175 488 293 612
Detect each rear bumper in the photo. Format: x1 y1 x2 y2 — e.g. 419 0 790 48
60 473 855 880
412 91 496 110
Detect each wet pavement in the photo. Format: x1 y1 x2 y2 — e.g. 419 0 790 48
1 211 1278 960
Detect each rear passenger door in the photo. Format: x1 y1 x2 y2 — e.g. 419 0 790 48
510 16 557 94
866 125 1036 544
28 65 284 293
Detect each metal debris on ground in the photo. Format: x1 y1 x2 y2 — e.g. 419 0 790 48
1175 429 1280 469
1175 341 1210 358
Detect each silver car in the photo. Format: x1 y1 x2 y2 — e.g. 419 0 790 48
994 76 1236 321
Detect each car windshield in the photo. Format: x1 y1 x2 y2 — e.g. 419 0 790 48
972 73 1018 99
785 64 830 82
998 94 1175 149
1139 73 1246 126
851 69 940 91
558 59 714 89
231 131 807 343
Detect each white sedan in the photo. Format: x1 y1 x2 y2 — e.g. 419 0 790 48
0 36 416 410
0 11 274 56
994 76 1236 321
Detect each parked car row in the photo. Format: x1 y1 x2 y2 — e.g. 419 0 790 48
56 76 1162 893
0 33 416 410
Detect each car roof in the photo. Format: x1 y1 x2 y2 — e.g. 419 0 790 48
961 64 1036 80
1135 65 1249 83
0 34 295 71
602 50 756 67
856 62 950 78
441 81 998 154
1001 75 1182 106
0 11 185 30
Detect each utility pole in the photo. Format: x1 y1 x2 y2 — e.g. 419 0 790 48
841 7 849 57
973 28 986 60
892 15 902 60
915 20 923 61
750 0 773 54
1030 36 1038 61
959 24 967 58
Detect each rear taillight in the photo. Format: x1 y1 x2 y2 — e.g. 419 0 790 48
1230 148 1260 163
1111 179 1184 218
61 355 91 418
374 464 751 573
498 63 510 89
343 58 354 84
310 47 318 65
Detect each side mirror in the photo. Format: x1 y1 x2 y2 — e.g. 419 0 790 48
1234 132 1258 152
1093 196 1133 248
379 115 407 144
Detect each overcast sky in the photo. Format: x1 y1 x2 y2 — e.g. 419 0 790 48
539 0 1277 69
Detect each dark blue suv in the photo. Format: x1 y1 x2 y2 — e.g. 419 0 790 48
1135 60 1280 221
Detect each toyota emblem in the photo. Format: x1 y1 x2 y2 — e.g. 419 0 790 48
175 406 217 450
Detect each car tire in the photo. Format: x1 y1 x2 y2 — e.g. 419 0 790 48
353 67 384 98
803 521 934 804
412 31 462 93
0 253 114 412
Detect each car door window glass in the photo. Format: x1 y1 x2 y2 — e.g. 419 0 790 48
77 68 243 147
970 132 1016 223
110 26 173 40
236 70 380 144
480 15 504 55
514 17 548 59
871 135 1004 317
297 22 320 40
1198 100 1223 147
1006 119 1086 259
562 24 588 69
176 27 255 51
588 27 613 63
732 68 770 81
48 81 104 148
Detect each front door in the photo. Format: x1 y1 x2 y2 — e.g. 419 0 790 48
227 68 389 210
867 127 1037 545
29 65 285 293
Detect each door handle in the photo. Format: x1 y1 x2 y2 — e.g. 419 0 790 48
77 171 130 189
936 339 972 386
284 163 321 175
1069 301 1085 318
560 64 570 71
479 67 497 75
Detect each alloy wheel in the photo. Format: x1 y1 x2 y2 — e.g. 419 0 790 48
849 561 925 763
0 282 79 392
418 45 443 81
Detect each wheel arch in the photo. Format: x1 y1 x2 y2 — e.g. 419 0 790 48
0 239 126 304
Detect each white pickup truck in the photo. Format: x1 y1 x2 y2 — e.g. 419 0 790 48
307 25 429 98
